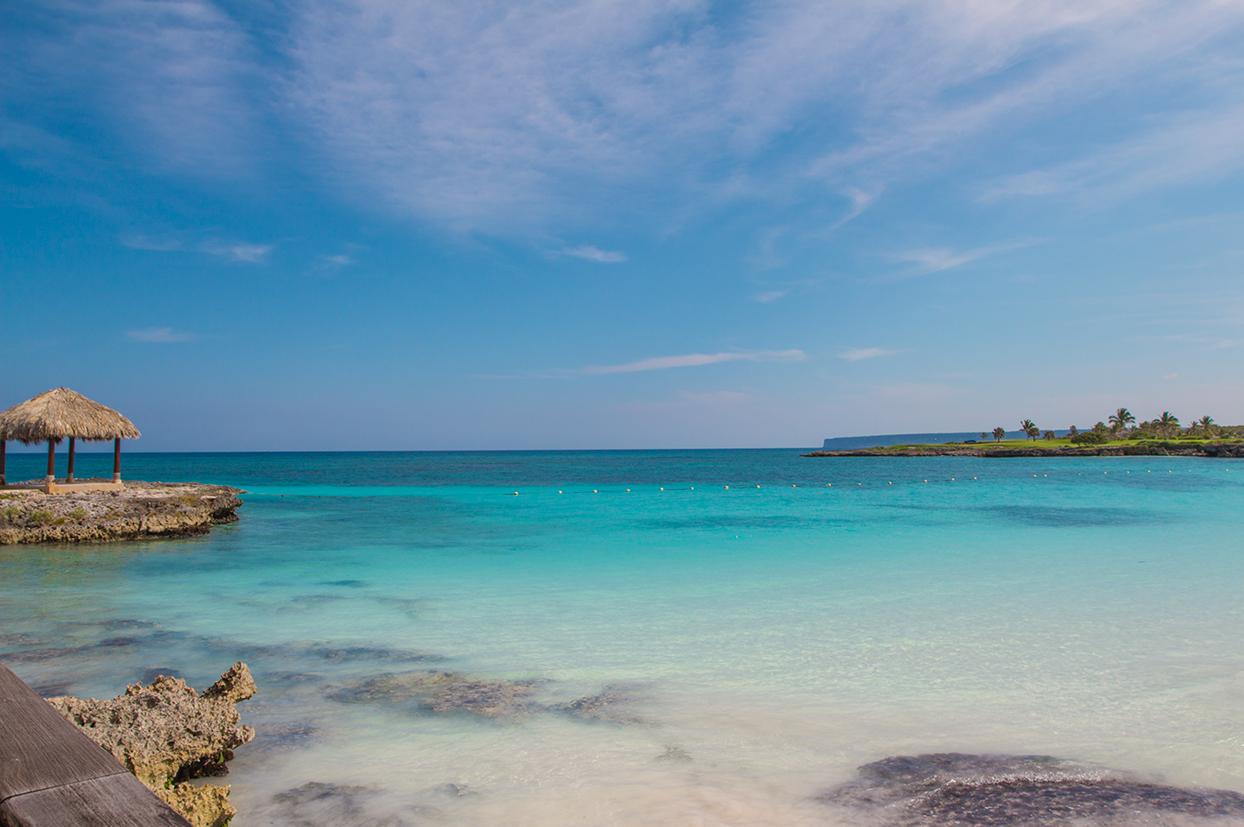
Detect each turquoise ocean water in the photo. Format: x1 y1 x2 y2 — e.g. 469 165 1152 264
2 450 1242 824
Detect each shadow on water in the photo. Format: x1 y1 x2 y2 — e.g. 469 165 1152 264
973 505 1171 528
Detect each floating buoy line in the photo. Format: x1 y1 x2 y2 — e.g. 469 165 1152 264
502 466 1191 497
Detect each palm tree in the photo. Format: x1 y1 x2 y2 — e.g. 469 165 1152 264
1042 430 1056 440
1020 419 1039 440
1158 411 1180 437
1067 425 1079 438
1108 407 1135 435
1198 415 1215 435
992 426 1006 442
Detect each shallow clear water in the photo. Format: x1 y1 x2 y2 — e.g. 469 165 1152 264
2 450 1243 825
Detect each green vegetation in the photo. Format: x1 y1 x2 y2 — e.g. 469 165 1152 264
817 406 1244 456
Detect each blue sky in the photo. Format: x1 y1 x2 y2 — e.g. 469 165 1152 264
3 1 1244 450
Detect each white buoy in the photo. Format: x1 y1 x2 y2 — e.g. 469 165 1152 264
724 484 730 490
593 489 599 494
660 486 665 492
923 479 928 484
558 490 564 495
690 486 695 491
626 488 631 493
950 477 956 481
888 481 893 485
513 491 519 496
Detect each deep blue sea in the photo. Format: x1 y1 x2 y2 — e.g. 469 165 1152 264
2 450 1243 825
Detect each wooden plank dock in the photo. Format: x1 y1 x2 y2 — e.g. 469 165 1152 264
0 662 189 826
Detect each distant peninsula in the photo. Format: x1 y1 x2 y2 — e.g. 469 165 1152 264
805 439 1244 458
810 409 1244 458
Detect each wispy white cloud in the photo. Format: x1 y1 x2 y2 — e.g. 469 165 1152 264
980 100 1244 204
119 233 183 253
321 253 355 267
839 347 896 362
623 389 752 414
752 289 789 304
199 240 272 263
126 326 195 343
9 1 1244 240
890 240 1038 277
4 1 260 178
830 186 883 230
280 3 1244 234
560 245 627 264
121 233 273 263
583 349 806 375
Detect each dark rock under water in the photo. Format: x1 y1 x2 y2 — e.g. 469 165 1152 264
268 781 412 827
819 753 1244 826
328 670 541 718
550 685 648 724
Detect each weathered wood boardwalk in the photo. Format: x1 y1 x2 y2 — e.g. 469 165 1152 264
0 662 189 826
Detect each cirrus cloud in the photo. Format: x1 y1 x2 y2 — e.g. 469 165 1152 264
583 349 807 375
126 326 195 343
838 347 896 362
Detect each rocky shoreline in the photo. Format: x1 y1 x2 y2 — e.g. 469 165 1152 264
805 440 1244 458
0 482 243 545
49 663 256 827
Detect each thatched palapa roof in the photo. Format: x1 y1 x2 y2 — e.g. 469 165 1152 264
0 387 141 444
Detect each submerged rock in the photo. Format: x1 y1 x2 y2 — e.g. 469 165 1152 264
267 781 421 826
655 745 693 763
47 662 257 827
550 685 648 724
329 670 539 718
819 753 1244 826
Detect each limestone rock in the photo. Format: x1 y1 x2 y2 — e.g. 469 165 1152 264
48 662 256 827
157 783 236 827
0 482 243 545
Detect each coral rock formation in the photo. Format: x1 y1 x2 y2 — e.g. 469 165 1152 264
47 662 257 827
